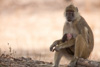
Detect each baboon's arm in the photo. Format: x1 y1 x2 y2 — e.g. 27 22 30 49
54 38 75 51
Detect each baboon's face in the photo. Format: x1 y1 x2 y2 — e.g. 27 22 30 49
65 5 79 22
62 33 73 42
65 10 75 22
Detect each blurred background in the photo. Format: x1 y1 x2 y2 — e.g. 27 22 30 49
0 0 100 64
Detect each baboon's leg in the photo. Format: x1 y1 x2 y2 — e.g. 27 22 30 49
62 49 74 60
54 51 63 67
68 35 89 67
75 34 89 59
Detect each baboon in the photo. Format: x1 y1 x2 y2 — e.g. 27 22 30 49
50 4 94 67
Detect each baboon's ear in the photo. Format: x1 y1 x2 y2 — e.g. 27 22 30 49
76 7 78 12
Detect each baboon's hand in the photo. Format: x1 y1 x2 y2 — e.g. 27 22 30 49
54 46 61 52
50 41 58 52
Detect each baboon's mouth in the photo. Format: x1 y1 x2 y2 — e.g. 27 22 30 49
68 19 72 21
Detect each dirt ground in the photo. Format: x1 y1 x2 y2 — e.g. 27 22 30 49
0 54 66 67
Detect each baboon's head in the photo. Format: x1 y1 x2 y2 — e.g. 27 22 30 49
65 4 79 22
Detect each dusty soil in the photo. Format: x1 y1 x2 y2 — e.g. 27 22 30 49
0 54 65 67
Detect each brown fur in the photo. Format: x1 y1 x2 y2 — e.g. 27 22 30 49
50 4 94 67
